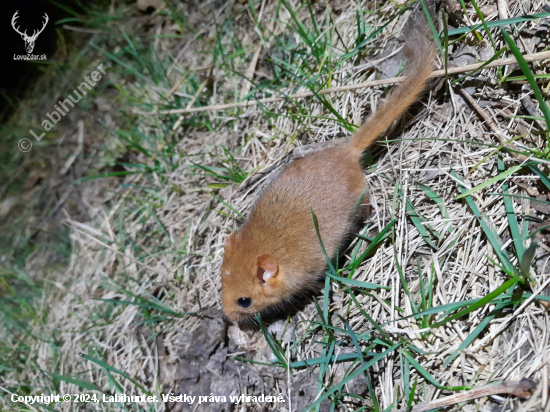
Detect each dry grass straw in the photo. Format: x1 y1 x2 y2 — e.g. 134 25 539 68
135 50 550 115
5 0 550 411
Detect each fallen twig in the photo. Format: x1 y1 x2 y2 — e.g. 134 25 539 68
239 45 262 101
136 50 550 115
394 379 537 412
458 88 530 163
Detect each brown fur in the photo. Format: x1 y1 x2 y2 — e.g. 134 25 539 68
221 26 436 322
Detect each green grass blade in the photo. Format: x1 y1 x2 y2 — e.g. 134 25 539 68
452 47 506 84
190 164 244 183
339 10 405 60
146 205 172 243
431 277 520 328
488 192 550 207
208 192 245 219
257 315 288 368
344 321 365 369
350 224 372 263
420 0 443 55
417 183 453 234
501 28 550 137
395 257 418 314
443 302 506 367
507 74 550 82
390 297 489 324
346 286 393 342
402 355 410 407
90 43 153 85
303 344 401 412
81 353 151 396
452 171 515 273
455 165 522 200
323 272 331 325
520 292 550 303
343 319 380 412
442 8 449 92
445 13 550 36
498 158 525 261
315 337 334 394
467 0 497 51
407 378 418 412
42 370 102 392
327 272 390 290
309 89 357 132
353 187 368 216
520 241 538 280
417 260 429 332
406 199 438 249
402 350 466 390
348 219 396 272
311 208 337 275
528 164 550 191
528 224 550 238
289 351 376 368
94 298 195 317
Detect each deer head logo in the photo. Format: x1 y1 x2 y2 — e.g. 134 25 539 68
11 11 49 54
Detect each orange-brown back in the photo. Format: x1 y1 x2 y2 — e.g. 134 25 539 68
221 145 364 321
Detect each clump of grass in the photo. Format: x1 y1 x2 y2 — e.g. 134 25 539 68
190 145 248 184
4 0 550 411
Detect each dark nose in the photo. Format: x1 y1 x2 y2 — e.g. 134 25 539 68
237 298 251 308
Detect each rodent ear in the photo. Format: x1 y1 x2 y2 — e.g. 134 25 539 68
224 231 237 251
256 254 278 284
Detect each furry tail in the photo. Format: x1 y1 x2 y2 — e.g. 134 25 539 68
347 25 436 157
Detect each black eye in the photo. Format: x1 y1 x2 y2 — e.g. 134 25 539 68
237 298 251 308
